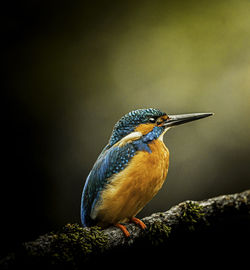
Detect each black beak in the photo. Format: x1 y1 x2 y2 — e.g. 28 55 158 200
163 112 214 128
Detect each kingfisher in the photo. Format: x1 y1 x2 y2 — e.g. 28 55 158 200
80 108 213 237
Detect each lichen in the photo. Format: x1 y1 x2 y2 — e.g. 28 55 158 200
146 220 171 246
180 201 205 231
24 223 108 267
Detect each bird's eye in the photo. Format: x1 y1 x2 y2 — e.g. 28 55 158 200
149 117 156 123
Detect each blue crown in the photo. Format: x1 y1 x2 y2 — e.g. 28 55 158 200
109 108 165 146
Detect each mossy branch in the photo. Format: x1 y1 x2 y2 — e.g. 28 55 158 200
1 190 250 269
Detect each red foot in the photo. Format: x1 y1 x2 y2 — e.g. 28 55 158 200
115 223 130 237
131 217 147 230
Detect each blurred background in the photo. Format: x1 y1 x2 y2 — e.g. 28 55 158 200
2 0 250 255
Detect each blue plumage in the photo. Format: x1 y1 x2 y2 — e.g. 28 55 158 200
81 108 166 226
142 126 164 142
81 143 137 226
109 108 165 146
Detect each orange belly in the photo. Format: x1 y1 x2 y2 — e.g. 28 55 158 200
94 139 169 226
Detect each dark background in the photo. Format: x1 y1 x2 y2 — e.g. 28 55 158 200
2 0 250 256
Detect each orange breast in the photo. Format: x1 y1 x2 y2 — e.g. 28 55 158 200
94 139 169 226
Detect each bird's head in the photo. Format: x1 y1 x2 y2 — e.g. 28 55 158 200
109 108 213 146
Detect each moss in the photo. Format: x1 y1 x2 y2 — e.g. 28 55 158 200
24 223 108 267
146 220 171 246
180 201 205 231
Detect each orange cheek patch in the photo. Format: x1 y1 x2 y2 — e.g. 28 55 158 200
157 115 169 126
135 123 155 135
161 115 169 121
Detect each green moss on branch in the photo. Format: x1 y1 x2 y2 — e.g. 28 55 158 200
180 201 205 231
23 224 108 267
1 190 249 269
146 220 171 246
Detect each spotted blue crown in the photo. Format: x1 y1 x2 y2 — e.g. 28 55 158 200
109 108 165 146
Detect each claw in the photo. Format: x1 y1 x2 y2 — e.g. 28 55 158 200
131 217 147 230
115 223 130 237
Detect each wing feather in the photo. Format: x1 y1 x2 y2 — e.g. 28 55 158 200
80 143 136 226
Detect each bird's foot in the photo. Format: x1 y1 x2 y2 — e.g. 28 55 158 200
115 223 130 237
115 218 146 237
130 217 147 230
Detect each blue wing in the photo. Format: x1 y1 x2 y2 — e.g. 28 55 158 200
80 143 138 226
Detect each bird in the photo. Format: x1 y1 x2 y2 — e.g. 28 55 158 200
80 108 213 237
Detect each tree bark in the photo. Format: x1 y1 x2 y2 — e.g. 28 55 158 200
1 190 250 269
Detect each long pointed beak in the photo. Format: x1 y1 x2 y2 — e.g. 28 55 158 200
163 112 214 128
